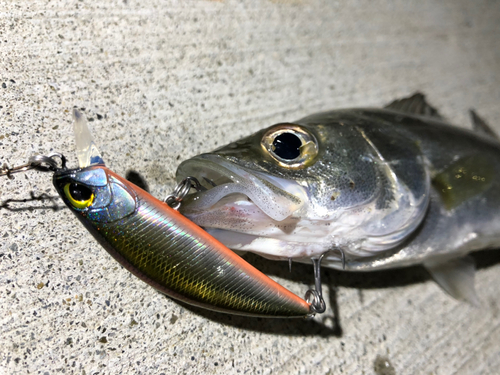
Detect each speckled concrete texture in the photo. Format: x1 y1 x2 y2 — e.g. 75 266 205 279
1 1 500 374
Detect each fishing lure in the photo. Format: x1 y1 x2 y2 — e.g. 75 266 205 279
1 110 321 318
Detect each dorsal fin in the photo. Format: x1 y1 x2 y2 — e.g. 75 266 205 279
470 110 499 140
384 92 443 120
424 256 479 306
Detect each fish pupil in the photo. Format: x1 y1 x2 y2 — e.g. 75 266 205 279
69 183 92 201
272 133 302 160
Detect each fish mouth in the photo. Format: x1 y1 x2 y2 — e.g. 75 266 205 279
176 154 306 222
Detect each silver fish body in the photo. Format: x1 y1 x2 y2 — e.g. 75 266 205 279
176 96 500 285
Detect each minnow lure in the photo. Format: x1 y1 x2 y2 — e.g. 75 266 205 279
1 110 317 318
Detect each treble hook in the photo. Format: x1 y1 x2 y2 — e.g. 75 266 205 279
1 153 67 179
304 247 346 314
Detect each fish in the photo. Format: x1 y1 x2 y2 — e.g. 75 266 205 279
176 93 500 305
51 109 313 318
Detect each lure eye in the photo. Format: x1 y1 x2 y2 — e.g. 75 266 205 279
64 183 94 209
261 124 318 169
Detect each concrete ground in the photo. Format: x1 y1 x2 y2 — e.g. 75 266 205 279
1 1 500 374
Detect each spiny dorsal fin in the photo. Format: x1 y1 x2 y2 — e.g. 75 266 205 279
384 92 443 120
470 109 499 140
424 256 479 306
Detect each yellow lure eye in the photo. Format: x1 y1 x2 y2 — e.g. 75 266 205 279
63 183 94 209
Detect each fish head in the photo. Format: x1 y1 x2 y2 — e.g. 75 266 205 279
176 118 429 264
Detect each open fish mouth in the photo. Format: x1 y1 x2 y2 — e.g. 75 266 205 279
175 154 306 222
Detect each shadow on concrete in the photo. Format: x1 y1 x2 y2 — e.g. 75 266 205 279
125 170 150 193
0 192 63 211
177 300 342 338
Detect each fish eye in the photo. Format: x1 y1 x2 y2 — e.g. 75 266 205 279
261 124 318 169
63 182 94 209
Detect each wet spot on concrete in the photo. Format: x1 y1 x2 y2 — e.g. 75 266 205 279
374 355 396 375
170 314 178 324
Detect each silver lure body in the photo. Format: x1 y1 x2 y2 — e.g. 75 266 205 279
176 96 500 283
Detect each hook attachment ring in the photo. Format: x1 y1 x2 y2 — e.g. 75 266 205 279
1 152 67 179
164 176 204 210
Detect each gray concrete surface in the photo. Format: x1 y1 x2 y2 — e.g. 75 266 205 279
1 1 500 374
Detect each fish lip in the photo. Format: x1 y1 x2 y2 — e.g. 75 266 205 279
176 154 249 191
176 154 306 221
175 154 265 215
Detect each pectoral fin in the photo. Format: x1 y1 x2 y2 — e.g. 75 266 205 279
424 256 479 306
470 110 499 140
